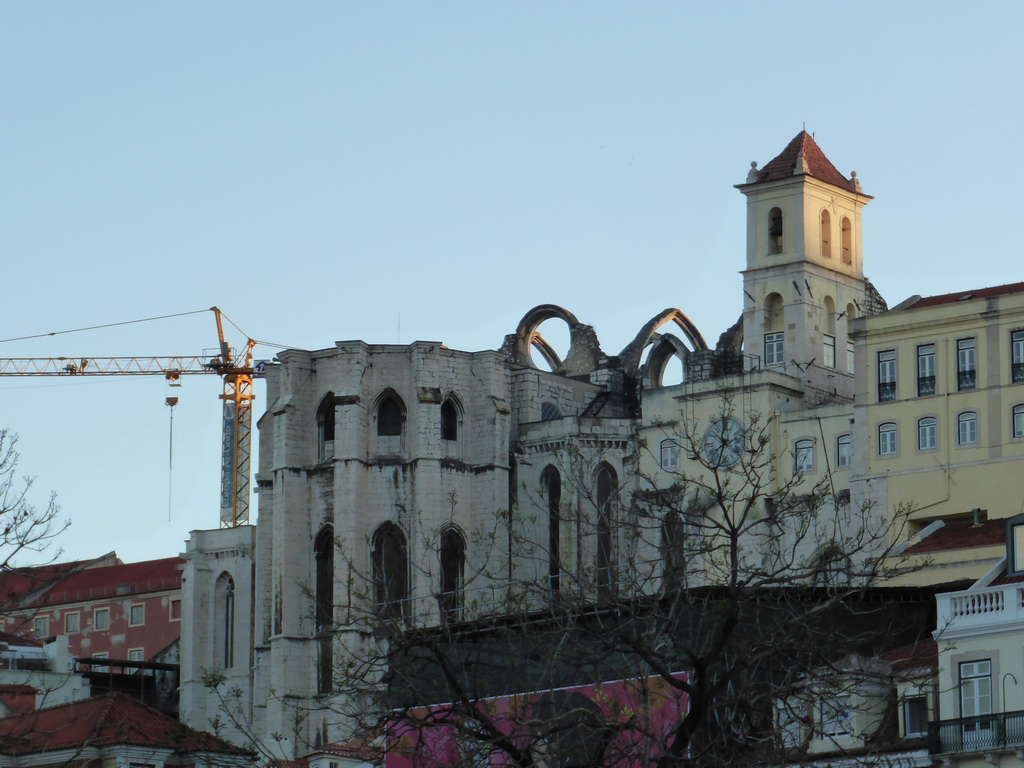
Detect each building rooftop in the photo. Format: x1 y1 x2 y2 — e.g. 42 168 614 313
747 131 859 192
0 693 250 756
27 557 183 607
903 281 1024 310
902 518 1004 555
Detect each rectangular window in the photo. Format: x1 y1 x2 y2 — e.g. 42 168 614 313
819 694 852 736
1013 330 1024 383
836 435 851 468
764 332 784 366
33 616 48 636
846 340 855 374
878 350 896 401
1015 405 1024 439
127 648 144 662
958 338 977 391
64 612 80 634
904 695 928 738
1014 523 1024 574
129 603 145 627
917 344 936 396
823 335 836 369
93 607 110 631
93 652 108 673
170 598 182 621
960 660 992 744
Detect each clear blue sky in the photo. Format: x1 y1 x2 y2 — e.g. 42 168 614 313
1 2 1020 563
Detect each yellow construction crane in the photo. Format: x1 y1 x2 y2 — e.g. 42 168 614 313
0 307 257 527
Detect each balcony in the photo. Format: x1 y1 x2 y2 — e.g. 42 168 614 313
1013 362 1024 383
917 375 936 397
878 381 896 402
958 369 977 391
936 584 1024 638
929 710 1024 755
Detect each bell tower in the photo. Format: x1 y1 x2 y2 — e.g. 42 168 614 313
736 132 873 399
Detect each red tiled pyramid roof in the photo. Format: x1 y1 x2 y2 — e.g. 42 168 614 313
750 131 858 192
904 282 1024 310
0 693 251 756
879 638 938 671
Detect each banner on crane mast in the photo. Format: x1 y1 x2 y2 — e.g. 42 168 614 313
220 402 236 524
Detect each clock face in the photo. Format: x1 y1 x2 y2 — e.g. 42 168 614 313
701 417 745 469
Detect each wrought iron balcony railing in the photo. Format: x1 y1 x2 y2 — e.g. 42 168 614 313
878 381 896 402
958 369 977 391
928 710 1024 755
917 375 936 397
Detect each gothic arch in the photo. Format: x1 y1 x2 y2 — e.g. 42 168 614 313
643 333 691 388
438 525 466 619
215 572 235 669
619 308 708 376
372 522 409 620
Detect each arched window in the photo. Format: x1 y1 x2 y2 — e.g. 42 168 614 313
813 544 851 587
372 523 408 621
794 440 814 473
879 422 898 456
314 527 334 693
215 573 235 669
836 434 852 469
840 217 852 264
596 465 617 598
918 417 937 451
542 466 562 596
540 402 562 421
440 399 460 442
820 209 832 259
316 393 335 461
377 396 404 437
958 412 978 446
660 438 680 470
439 528 466 620
768 207 784 254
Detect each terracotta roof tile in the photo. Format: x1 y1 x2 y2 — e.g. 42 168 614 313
903 282 1024 310
0 693 251 756
879 638 938 671
747 131 859 192
27 558 183 607
902 518 1005 555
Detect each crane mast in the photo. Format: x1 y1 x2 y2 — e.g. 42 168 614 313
0 307 257 527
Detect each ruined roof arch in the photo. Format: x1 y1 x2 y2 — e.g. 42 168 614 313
619 308 708 375
503 304 605 376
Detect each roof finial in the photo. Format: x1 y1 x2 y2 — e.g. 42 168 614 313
746 161 759 183
851 170 862 193
795 150 810 175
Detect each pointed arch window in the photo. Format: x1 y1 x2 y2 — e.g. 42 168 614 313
317 393 335 461
440 399 459 441
377 396 404 437
215 573 235 669
314 527 334 693
372 523 408 621
439 528 466 620
596 465 617 598
542 466 561 596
